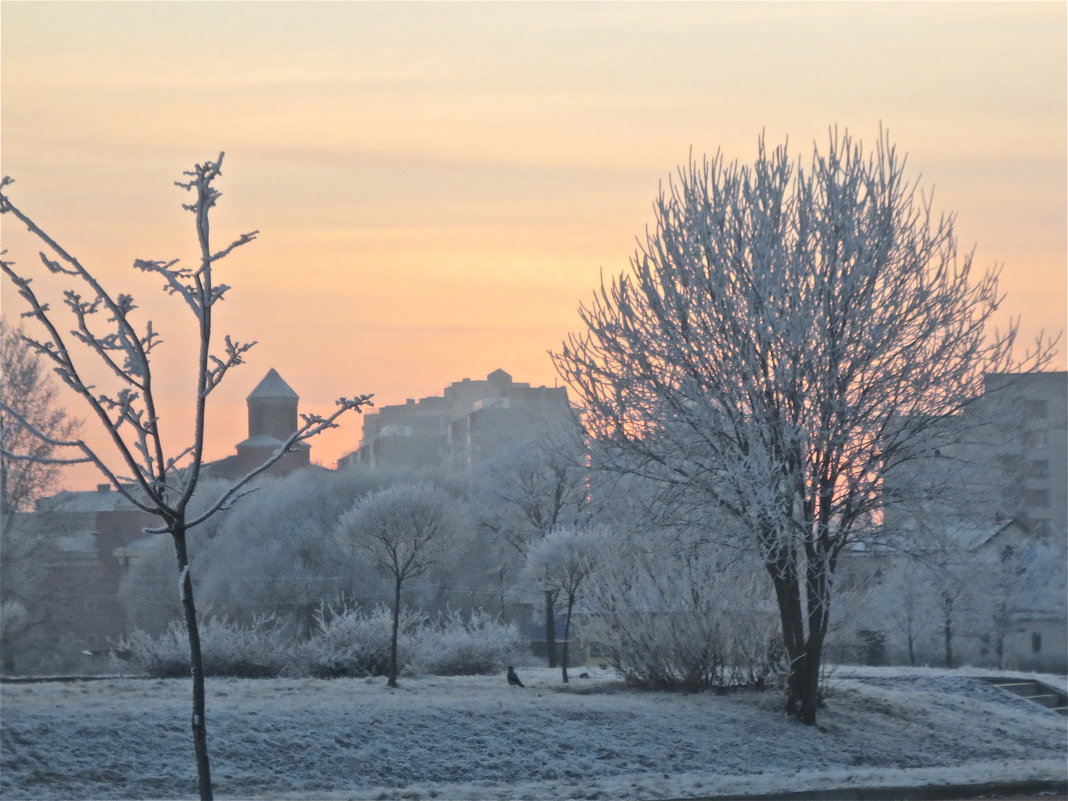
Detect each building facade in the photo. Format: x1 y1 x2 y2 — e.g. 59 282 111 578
835 371 1067 671
340 369 575 471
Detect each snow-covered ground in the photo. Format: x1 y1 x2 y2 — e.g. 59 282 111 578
2 666 1065 800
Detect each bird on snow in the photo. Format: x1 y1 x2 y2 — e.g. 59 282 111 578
506 666 525 687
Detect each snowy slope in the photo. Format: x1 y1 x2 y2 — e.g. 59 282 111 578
2 667 1065 800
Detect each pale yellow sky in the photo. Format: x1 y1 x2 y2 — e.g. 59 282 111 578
2 1 1065 490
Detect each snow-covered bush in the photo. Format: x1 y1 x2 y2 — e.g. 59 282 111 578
411 610 522 676
583 530 780 691
298 603 425 678
119 616 292 678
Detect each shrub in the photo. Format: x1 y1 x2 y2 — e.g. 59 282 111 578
584 533 782 691
119 616 292 678
298 603 424 678
412 610 521 676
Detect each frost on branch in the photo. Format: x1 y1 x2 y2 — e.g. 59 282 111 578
552 127 1057 723
1 155 372 801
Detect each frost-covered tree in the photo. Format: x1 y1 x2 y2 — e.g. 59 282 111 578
335 482 469 688
474 437 588 667
522 525 602 682
553 129 1054 724
196 469 394 630
0 156 372 799
0 317 80 526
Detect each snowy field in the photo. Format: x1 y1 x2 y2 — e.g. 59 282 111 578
2 666 1066 801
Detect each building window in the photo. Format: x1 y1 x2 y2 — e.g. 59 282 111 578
1028 459 1050 477
1032 632 1042 653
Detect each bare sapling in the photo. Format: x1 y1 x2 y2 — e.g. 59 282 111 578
0 154 373 799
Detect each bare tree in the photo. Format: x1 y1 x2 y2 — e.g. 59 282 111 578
523 524 602 682
0 155 372 799
1 317 80 526
1 318 82 672
553 129 1054 724
335 482 468 688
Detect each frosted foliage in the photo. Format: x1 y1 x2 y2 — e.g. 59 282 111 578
473 438 588 553
196 470 390 629
411 610 522 676
0 318 80 519
523 525 603 593
584 531 780 690
118 616 292 678
552 129 1055 721
298 604 424 679
336 482 470 582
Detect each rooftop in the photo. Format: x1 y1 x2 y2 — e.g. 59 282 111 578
247 368 299 402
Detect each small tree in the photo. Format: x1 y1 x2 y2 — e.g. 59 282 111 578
553 129 1055 724
474 436 588 668
335 482 468 688
0 156 372 799
523 524 602 682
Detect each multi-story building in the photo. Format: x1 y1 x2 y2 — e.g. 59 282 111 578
340 369 575 471
973 371 1067 537
883 371 1067 538
836 370 1067 670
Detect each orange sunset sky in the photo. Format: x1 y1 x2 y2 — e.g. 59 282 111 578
2 1 1066 492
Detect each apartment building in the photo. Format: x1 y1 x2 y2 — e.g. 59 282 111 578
339 369 575 471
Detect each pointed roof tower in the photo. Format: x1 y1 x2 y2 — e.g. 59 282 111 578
247 368 299 401
244 368 301 444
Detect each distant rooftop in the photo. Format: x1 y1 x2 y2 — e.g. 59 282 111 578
248 368 299 401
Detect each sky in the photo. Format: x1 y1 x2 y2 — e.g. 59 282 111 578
2 1 1065 491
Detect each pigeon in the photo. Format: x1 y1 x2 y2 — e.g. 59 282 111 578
506 666 525 687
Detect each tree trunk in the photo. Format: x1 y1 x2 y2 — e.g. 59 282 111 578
561 595 574 684
544 589 558 668
941 594 954 669
388 577 401 688
172 525 213 801
768 567 812 723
